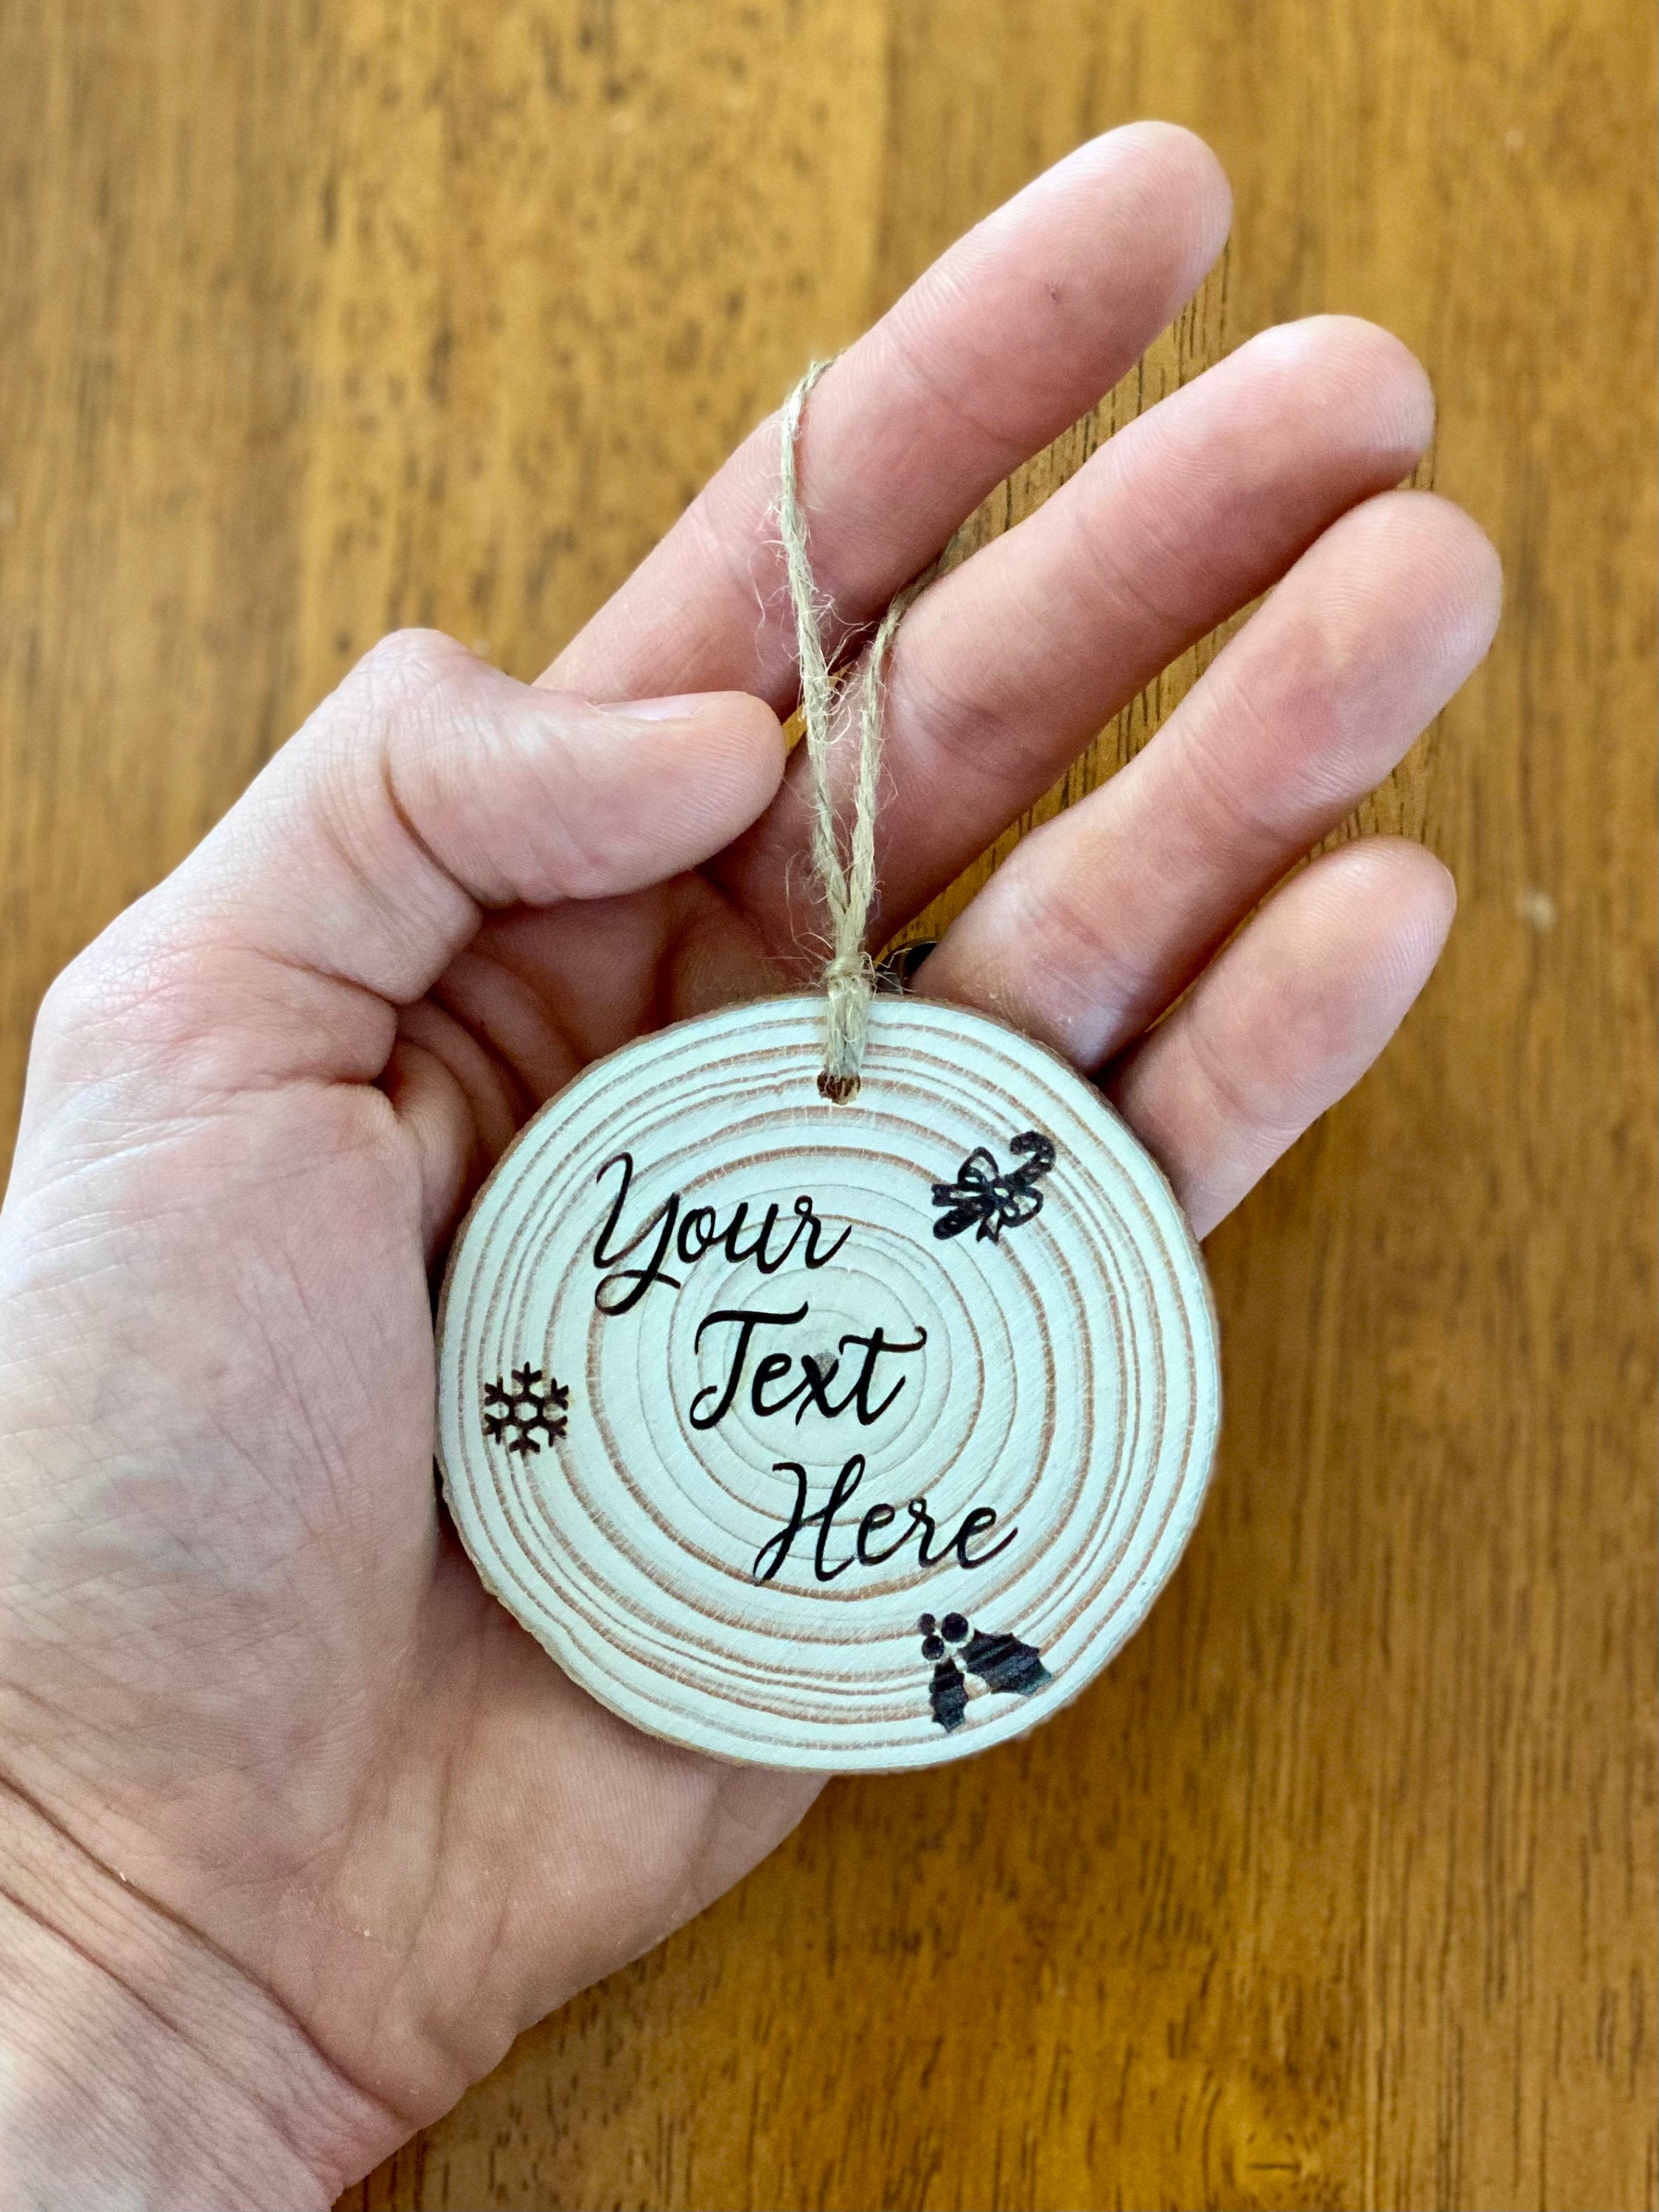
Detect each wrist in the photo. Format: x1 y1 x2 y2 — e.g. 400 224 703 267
0 1782 403 2211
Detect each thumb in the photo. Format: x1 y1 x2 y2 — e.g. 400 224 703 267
29 630 784 1095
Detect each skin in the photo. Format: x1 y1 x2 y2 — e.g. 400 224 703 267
0 124 1500 2208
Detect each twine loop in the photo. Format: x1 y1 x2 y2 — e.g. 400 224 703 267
780 361 922 1104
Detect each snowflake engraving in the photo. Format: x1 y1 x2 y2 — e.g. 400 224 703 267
482 1366 570 1455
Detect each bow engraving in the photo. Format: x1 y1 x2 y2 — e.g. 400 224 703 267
929 1130 1056 1244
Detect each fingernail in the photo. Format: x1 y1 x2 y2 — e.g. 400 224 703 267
594 692 715 723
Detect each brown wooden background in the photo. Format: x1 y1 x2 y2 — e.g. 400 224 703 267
1 4 1653 2207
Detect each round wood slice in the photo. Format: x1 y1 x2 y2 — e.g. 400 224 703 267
436 993 1220 1770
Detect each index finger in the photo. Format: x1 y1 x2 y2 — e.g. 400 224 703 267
540 123 1231 710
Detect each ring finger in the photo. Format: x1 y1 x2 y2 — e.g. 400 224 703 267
917 485 1500 1066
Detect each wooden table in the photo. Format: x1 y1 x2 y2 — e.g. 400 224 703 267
1 4 1652 2206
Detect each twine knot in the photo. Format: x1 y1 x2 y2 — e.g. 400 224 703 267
818 946 879 1102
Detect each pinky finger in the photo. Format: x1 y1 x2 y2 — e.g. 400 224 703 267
1106 838 1455 1239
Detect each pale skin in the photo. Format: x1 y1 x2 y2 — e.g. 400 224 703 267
0 125 1500 2208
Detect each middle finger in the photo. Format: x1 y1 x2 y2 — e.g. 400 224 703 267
717 314 1435 953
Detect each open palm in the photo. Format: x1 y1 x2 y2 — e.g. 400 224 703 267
0 125 1497 2208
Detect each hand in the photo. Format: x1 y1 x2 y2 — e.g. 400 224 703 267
0 123 1498 2208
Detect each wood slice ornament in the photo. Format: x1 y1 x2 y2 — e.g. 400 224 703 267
436 994 1220 1769
435 362 1221 1770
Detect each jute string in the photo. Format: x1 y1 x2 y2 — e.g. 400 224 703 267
780 360 927 1104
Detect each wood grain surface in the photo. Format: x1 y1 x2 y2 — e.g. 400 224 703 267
0 3 1652 2207
434 994 1221 1770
